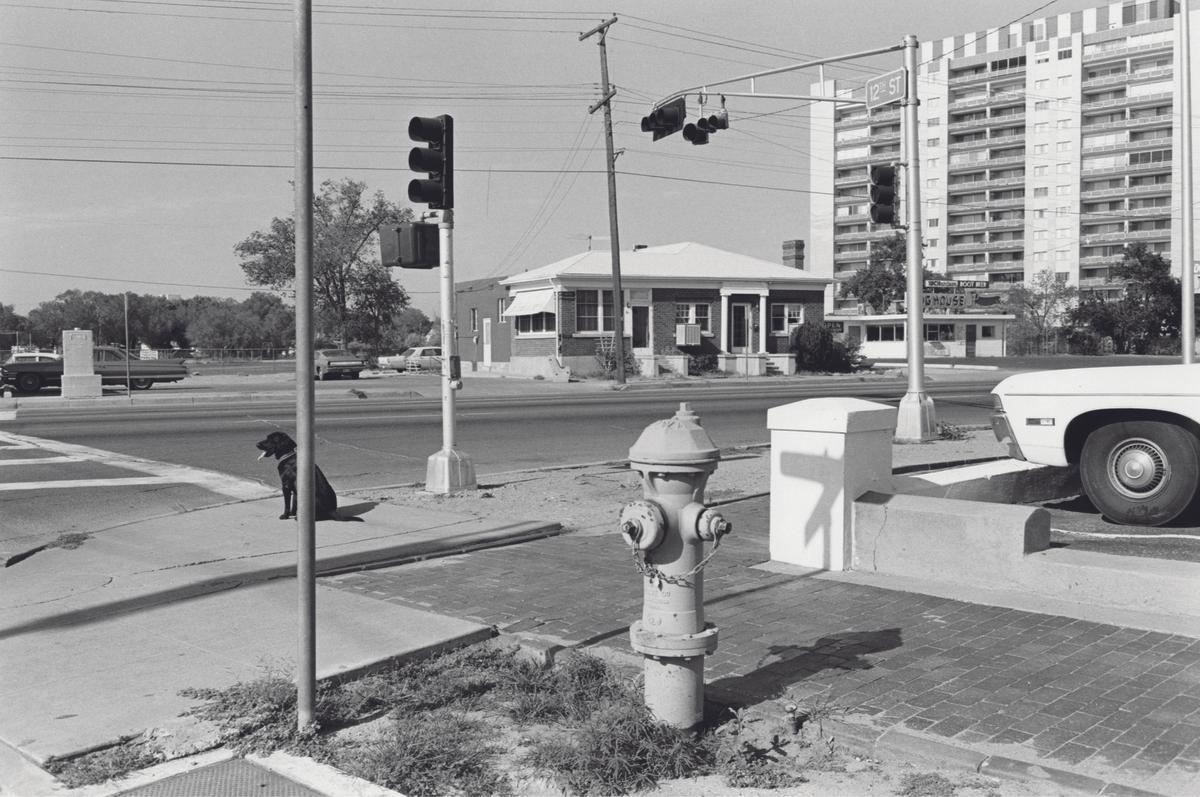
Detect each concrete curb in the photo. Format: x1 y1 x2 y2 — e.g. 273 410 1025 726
248 751 404 797
820 717 1169 797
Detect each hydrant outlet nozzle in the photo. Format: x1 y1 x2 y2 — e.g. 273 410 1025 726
619 500 666 551
696 507 732 541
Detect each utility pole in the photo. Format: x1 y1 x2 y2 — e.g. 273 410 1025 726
581 16 626 386
894 34 936 442
292 0 317 730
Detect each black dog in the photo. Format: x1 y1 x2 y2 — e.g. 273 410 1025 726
256 431 338 520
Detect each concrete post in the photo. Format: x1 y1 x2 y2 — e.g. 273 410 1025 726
61 329 101 399
767 397 896 570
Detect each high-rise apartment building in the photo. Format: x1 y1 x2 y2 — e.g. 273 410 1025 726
809 0 1198 315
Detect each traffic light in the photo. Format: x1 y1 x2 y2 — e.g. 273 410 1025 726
683 109 729 145
640 97 686 141
379 221 439 269
407 115 453 210
868 163 899 225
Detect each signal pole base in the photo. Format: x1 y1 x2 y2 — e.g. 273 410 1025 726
425 447 477 494
895 391 937 443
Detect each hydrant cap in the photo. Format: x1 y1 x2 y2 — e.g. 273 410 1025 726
629 402 720 472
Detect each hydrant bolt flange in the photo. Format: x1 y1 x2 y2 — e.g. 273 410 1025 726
619 500 666 551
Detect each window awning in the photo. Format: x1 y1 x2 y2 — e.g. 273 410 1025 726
502 289 557 317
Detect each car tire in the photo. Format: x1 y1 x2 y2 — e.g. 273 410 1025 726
129 378 154 390
1080 420 1200 527
15 373 41 394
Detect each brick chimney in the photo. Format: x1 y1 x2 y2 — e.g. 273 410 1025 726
782 239 805 270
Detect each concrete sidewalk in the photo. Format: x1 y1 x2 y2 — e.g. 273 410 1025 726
0 496 560 771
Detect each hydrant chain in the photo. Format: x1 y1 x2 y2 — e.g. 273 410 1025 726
630 533 723 587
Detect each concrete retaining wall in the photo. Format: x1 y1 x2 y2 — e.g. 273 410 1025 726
852 491 1051 586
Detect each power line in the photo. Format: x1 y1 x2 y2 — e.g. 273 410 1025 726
0 266 439 294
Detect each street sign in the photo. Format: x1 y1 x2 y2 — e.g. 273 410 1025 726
865 68 907 111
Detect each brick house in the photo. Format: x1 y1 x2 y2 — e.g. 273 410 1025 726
493 242 829 378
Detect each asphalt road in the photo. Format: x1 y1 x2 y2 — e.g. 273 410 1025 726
4 372 1197 563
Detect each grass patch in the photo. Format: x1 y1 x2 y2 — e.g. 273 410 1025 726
44 740 163 788
936 423 968 441
178 644 824 796
896 771 958 796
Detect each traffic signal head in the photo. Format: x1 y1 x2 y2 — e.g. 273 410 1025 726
682 121 708 145
697 110 729 133
407 115 453 210
868 163 898 225
640 97 686 141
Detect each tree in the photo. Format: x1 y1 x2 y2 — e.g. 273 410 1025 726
236 178 413 345
1070 243 1180 354
0 304 30 350
839 233 935 313
790 320 859 373
1002 269 1078 355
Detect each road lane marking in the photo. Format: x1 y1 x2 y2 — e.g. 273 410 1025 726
0 456 85 466
0 431 274 500
1052 527 1200 542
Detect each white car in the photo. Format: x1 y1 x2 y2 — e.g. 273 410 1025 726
991 363 1200 526
4 351 61 364
378 346 442 373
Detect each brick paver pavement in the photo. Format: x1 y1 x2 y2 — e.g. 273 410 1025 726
326 497 1200 796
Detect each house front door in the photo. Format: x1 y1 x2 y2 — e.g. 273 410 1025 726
631 306 650 351
482 318 493 366
965 324 977 358
730 303 752 353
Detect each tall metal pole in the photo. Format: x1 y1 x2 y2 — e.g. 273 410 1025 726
425 209 477 493
581 17 626 385
292 0 317 730
895 34 936 442
1180 0 1195 363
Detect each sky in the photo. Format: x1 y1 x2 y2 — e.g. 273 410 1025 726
0 0 1123 319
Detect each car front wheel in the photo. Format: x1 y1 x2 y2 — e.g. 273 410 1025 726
129 378 154 390
15 373 41 394
1080 420 1200 526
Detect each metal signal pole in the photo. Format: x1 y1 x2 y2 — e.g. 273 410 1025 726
895 34 936 442
1180 0 1195 363
581 17 626 385
292 0 317 730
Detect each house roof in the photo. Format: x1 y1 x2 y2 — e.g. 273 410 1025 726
500 242 829 289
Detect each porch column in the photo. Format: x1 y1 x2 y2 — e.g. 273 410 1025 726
758 292 768 353
721 293 731 352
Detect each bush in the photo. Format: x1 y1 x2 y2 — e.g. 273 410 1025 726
790 321 859 373
687 353 719 376
593 338 639 378
1066 330 1102 355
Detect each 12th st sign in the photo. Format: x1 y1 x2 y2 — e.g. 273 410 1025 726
865 68 907 111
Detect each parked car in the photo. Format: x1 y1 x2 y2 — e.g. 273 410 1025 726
0 346 187 393
4 351 61 364
314 349 366 380
379 346 442 373
991 362 1200 527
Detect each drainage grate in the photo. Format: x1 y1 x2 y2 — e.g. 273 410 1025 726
116 757 324 797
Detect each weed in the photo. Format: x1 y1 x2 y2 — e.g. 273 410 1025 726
526 701 712 795
937 423 968 441
46 532 90 550
44 740 163 788
332 708 511 797
711 708 807 790
896 771 957 796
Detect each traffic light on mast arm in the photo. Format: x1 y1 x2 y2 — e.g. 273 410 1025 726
683 108 728 145
868 163 899 226
407 115 453 210
640 96 686 141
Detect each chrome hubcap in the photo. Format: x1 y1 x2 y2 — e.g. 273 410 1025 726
1107 438 1168 499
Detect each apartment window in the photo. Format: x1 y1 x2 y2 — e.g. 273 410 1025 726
927 157 939 169
1056 185 1071 196
1057 141 1072 152
1058 76 1071 87
1035 122 1049 132
675 303 711 333
1032 230 1047 240
1057 49 1072 60
515 313 556 335
925 238 939 248
1057 119 1070 129
1035 209 1047 218
927 178 940 188
497 298 507 319
1034 165 1048 176
927 137 940 147
575 289 614 332
1035 79 1049 91
469 308 478 333
1056 163 1071 174
1034 144 1048 154
1034 187 1049 197
1129 149 1172 165
769 304 804 334
980 326 995 339
927 117 940 127
1035 100 1050 111
927 218 939 228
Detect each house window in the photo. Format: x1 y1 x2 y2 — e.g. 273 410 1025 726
515 312 556 335
469 308 478 333
923 323 955 341
497 298 507 320
980 325 996 339
575 289 614 332
769 303 805 335
675 303 711 332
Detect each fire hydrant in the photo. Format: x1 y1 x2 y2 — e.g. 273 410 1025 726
619 402 732 728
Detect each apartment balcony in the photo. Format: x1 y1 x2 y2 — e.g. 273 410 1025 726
987 110 1026 127
1083 66 1172 90
869 108 900 123
1082 112 1172 134
986 155 1025 167
834 250 869 262
985 195 1025 209
986 133 1025 148
1081 206 1170 222
1078 254 1124 267
946 222 992 234
1080 181 1172 200
835 210 869 222
1079 228 1169 246
949 117 990 133
948 69 989 86
946 261 993 274
1082 92 1172 112
1080 160 1173 178
1082 38 1173 64
987 90 1025 108
1078 276 1117 288
949 136 991 151
1081 135 1171 155
986 175 1025 188
947 241 988 253
987 216 1025 229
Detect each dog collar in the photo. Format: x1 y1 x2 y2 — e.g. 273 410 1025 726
279 451 297 462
